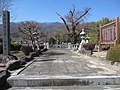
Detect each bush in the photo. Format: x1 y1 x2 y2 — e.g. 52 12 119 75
83 43 95 50
48 37 55 44
39 45 44 49
11 44 22 51
0 44 21 54
0 45 3 54
20 46 33 55
106 45 120 62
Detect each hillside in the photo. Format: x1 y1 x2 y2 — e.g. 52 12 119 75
0 21 96 40
0 22 64 38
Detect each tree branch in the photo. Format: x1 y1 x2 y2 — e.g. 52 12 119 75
75 8 91 23
56 12 70 32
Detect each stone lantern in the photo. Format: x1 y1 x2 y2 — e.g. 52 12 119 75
77 28 90 53
32 31 39 51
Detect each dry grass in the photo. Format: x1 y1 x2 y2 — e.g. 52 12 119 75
92 51 107 59
13 51 25 59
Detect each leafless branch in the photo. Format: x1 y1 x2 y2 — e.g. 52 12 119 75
75 8 91 23
56 12 70 31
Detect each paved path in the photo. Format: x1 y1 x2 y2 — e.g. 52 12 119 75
20 49 120 76
8 48 120 89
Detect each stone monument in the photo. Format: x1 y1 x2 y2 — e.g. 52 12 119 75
2 11 10 56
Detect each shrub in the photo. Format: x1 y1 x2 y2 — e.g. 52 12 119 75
83 43 95 50
11 44 22 51
48 37 55 44
20 46 33 55
0 45 3 54
39 45 44 49
106 45 120 62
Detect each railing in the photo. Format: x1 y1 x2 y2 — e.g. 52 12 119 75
49 43 79 50
68 43 79 50
50 43 68 49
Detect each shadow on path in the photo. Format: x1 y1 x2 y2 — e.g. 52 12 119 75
36 59 56 62
47 52 65 56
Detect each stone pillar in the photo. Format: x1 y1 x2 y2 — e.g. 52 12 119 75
68 43 71 49
46 42 49 49
2 11 10 56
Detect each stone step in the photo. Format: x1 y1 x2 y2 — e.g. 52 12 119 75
7 75 120 87
7 85 120 90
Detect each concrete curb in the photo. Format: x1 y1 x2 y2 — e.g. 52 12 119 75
7 75 120 87
10 59 37 76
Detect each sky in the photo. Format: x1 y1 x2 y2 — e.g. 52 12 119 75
12 0 120 23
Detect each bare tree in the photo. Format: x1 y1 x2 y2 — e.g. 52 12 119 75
18 21 41 48
57 6 90 44
0 0 14 21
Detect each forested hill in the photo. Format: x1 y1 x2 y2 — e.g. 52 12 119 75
0 22 64 37
0 21 95 38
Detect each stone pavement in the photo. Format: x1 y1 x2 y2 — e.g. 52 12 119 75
7 48 120 88
18 49 120 76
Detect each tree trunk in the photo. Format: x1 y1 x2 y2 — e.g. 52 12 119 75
71 29 76 44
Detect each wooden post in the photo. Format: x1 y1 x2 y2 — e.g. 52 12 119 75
99 25 102 52
115 17 119 45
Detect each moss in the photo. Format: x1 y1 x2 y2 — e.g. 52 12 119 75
106 45 120 62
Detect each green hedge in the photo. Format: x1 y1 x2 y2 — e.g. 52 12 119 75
106 45 120 62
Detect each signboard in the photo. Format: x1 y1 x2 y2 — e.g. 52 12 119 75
2 11 10 55
99 17 119 51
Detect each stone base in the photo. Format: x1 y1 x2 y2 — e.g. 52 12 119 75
7 75 120 87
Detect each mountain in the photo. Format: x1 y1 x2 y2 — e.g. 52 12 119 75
0 21 95 38
0 22 64 38
40 22 64 32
